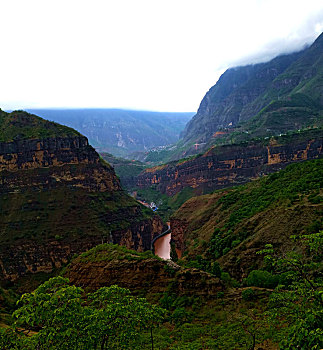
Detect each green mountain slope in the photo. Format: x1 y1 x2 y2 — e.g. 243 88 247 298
99 152 147 190
0 109 80 141
171 158 323 279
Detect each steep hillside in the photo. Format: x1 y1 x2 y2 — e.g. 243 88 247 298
0 110 164 283
182 51 304 145
26 109 193 157
171 158 323 279
180 32 323 156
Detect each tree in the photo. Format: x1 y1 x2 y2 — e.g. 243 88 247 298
260 231 323 349
228 309 269 350
0 277 165 350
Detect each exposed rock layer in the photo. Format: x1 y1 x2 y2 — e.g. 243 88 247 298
135 132 323 195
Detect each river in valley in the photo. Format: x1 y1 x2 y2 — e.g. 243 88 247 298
154 233 171 259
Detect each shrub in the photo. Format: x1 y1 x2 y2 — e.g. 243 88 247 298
210 261 222 277
242 288 255 301
245 269 279 289
222 247 230 255
170 307 193 325
231 239 241 248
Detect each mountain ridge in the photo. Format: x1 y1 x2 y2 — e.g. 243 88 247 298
179 32 323 156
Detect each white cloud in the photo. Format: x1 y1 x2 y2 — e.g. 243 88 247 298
1 0 323 112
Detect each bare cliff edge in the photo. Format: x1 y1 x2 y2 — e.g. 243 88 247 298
134 129 323 196
0 110 164 282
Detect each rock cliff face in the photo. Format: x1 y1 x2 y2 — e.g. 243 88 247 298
0 136 121 193
0 136 100 170
0 216 164 282
0 111 164 282
135 131 323 196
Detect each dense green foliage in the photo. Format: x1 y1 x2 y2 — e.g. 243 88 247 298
261 231 323 349
184 255 222 278
245 270 282 289
202 159 323 259
219 158 323 228
0 277 165 349
0 110 80 142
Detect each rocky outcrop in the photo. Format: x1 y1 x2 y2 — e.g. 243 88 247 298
0 136 97 171
170 219 188 259
65 248 223 297
0 161 121 194
135 131 323 196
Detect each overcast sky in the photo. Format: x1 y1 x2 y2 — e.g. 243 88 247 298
1 0 323 112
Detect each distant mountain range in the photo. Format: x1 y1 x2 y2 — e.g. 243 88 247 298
25 109 194 157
